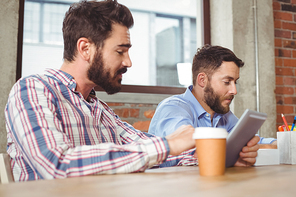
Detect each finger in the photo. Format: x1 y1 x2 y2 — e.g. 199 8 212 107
234 158 249 167
166 125 196 155
234 157 256 167
176 125 190 131
166 125 193 139
242 144 259 153
234 161 247 167
239 150 258 158
194 151 197 158
240 157 256 165
247 135 260 147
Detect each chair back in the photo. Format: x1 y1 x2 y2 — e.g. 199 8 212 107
0 153 14 183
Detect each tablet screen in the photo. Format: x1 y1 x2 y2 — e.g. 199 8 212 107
225 109 267 167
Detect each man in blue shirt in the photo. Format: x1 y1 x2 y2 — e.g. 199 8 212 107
149 45 276 166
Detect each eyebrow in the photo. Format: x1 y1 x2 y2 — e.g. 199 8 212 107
118 44 132 48
223 76 239 81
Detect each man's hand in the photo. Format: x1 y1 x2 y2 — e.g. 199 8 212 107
234 135 260 167
165 125 195 156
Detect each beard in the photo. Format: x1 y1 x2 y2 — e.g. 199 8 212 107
203 83 234 114
87 51 127 95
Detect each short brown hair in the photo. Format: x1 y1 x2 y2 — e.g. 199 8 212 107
62 0 134 62
192 45 244 85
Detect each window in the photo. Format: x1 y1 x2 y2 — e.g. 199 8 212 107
22 0 69 77
19 0 210 94
155 15 183 87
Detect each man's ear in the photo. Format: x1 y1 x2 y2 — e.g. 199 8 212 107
77 37 91 61
196 72 208 88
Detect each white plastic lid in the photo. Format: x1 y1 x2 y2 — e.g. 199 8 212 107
192 127 228 139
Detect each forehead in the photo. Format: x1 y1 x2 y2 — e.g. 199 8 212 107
212 61 240 79
104 23 131 47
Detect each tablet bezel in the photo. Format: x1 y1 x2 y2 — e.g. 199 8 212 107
226 109 267 167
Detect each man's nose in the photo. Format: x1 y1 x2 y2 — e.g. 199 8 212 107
123 53 132 68
230 83 237 95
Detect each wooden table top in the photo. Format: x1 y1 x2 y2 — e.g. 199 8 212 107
1 165 296 197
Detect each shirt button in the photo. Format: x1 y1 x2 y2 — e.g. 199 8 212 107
206 114 209 117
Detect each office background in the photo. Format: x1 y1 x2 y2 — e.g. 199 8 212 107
0 0 289 153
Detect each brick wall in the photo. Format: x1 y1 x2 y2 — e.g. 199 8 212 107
107 102 157 132
274 0 296 128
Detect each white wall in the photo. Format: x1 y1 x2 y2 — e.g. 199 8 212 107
210 0 276 138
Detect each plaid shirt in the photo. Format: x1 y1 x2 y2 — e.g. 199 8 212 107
5 69 196 181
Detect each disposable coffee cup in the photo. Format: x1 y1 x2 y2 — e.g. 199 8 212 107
193 127 228 176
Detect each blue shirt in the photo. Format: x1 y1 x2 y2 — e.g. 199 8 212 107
149 85 276 144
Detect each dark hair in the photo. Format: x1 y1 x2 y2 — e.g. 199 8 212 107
192 44 244 85
62 0 134 62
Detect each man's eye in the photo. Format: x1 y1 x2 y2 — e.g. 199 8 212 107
117 51 123 55
224 81 230 85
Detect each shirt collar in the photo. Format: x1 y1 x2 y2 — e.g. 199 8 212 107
45 68 75 90
45 69 96 101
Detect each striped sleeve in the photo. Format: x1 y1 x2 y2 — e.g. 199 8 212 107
104 109 170 168
5 77 169 181
111 114 196 168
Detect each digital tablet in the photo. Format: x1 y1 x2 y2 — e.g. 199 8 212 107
226 109 267 167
